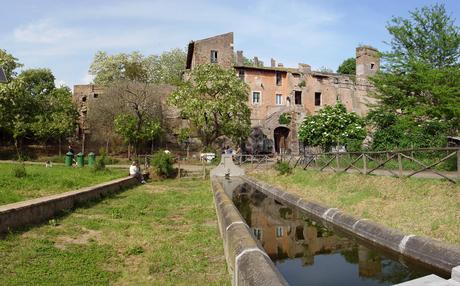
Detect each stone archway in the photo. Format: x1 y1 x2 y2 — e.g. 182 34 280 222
274 127 290 154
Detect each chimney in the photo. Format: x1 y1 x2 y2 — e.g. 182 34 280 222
271 58 276 67
298 63 311 73
277 63 284 67
236 51 244 66
253 57 259 67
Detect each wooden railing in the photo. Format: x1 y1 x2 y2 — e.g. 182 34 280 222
283 147 460 183
234 154 271 171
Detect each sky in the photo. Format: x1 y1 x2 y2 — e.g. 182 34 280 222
1 0 459 89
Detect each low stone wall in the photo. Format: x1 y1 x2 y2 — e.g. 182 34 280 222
0 176 138 234
211 179 288 286
242 175 460 277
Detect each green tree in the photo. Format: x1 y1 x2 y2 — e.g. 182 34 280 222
18 68 55 97
337 57 356 74
31 87 78 155
298 102 366 151
0 49 23 81
89 49 186 85
168 64 251 148
368 4 460 149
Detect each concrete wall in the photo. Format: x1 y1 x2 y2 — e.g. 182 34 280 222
211 179 288 286
0 176 138 234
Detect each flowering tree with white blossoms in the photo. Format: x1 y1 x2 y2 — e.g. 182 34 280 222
298 102 366 151
168 64 251 149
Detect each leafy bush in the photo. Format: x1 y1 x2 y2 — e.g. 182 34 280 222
275 161 292 175
12 163 27 178
92 155 107 172
278 113 292 125
299 102 366 151
151 151 174 178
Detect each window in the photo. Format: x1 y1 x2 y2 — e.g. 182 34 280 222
276 94 282 105
370 63 375 70
210 50 218 63
253 228 262 240
276 71 282 86
238 69 245 81
93 93 98 99
315 92 321 106
276 226 283 237
82 96 87 102
294 91 302 105
252 91 261 104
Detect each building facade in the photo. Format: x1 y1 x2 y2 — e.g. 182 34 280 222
186 32 380 155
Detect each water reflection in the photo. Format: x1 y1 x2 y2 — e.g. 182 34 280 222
232 184 430 286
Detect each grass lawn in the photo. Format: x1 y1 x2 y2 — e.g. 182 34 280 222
251 168 460 245
0 163 127 205
0 179 230 286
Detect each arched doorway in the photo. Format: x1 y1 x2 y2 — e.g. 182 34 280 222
274 127 290 154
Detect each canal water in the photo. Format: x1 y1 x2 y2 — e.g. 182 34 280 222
225 180 439 286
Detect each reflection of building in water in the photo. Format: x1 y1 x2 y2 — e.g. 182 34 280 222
233 185 383 276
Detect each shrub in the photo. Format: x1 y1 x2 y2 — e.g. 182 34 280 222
151 151 174 178
92 155 107 172
275 161 292 175
12 163 27 178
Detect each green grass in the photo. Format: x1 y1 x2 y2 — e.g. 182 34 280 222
0 163 126 205
0 179 229 286
252 168 460 245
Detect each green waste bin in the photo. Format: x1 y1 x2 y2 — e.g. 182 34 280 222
77 152 84 167
65 152 74 167
88 152 95 167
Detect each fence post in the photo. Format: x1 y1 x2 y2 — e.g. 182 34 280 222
397 153 403 178
203 162 206 180
336 153 340 170
363 153 367 174
457 150 460 183
177 158 181 179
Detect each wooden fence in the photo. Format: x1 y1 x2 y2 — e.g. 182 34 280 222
282 147 460 183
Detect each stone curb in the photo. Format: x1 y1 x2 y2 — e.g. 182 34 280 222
0 176 139 234
211 179 288 286
241 175 460 276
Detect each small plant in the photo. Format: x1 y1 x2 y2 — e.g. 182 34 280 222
126 245 144 256
278 113 292 125
151 151 174 178
48 219 58 227
92 154 107 172
275 161 292 175
12 162 27 178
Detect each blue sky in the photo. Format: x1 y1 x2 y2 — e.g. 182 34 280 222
1 0 459 88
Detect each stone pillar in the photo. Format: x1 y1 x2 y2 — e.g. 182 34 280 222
271 58 276 67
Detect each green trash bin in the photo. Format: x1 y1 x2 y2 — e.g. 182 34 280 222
65 152 74 167
77 152 84 167
88 152 95 167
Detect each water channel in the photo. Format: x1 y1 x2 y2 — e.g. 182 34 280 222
223 179 444 286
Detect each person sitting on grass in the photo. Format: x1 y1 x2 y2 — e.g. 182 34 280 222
129 161 146 184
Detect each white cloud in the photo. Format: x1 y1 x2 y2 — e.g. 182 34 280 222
13 18 75 44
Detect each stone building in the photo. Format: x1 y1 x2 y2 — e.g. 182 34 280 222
185 32 380 154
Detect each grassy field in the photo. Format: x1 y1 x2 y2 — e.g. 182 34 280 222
251 168 460 245
0 163 126 205
0 179 230 286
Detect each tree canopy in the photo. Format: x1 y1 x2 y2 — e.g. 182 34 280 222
368 3 460 149
168 64 251 148
89 48 186 85
337 57 356 75
299 102 366 151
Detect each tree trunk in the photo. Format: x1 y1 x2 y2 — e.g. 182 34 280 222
58 137 62 157
128 143 131 160
106 138 109 155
